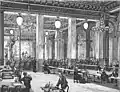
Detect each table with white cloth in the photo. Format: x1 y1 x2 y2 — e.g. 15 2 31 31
0 79 25 92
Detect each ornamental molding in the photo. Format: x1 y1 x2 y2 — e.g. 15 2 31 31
1 1 101 19
1 0 104 11
0 1 119 18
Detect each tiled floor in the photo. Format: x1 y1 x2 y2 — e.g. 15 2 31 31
26 71 119 92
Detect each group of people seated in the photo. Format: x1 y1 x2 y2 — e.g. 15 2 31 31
100 67 118 85
73 65 119 85
42 59 119 87
76 59 99 65
0 65 32 92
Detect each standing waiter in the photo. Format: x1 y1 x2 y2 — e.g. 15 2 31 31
21 72 32 92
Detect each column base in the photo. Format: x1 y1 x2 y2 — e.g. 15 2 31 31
36 59 44 72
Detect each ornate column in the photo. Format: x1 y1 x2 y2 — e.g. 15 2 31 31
117 12 120 89
36 14 44 71
62 40 64 59
45 34 48 60
0 11 4 65
55 31 58 59
64 31 68 59
61 41 64 59
86 25 90 61
52 34 55 59
112 36 118 64
99 31 104 63
103 19 109 66
85 22 95 61
55 31 62 60
48 40 52 59
59 32 64 60
67 18 76 60
57 32 60 60
109 35 113 65
110 18 118 65
118 36 120 89
94 31 100 59
76 30 78 60
47 38 52 60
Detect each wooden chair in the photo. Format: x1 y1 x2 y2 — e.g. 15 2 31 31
14 86 21 92
1 85 9 92
86 74 93 82
52 85 69 92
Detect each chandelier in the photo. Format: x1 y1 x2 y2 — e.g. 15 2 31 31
92 17 109 32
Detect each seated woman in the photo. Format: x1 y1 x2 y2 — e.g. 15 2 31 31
101 69 109 83
97 65 102 72
56 72 69 92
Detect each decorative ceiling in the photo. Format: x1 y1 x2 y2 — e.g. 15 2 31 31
1 0 118 12
1 0 119 20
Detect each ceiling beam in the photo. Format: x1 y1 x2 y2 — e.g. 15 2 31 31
105 1 120 13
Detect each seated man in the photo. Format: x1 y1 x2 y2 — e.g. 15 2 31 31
101 69 109 83
56 72 69 92
73 67 79 83
43 61 50 74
